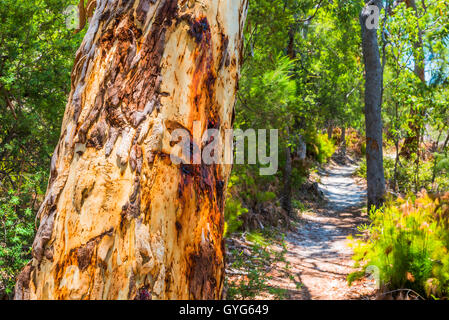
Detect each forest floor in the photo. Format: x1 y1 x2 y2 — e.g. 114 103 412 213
255 158 378 300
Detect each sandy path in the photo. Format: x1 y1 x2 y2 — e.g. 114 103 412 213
263 162 376 300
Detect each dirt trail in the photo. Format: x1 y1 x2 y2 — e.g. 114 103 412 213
263 161 376 300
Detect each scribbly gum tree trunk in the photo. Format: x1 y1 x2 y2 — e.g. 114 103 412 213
15 0 248 300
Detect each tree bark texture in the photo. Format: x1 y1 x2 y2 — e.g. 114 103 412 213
15 0 248 300
360 0 386 210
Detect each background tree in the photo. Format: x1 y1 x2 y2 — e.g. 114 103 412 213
360 0 386 210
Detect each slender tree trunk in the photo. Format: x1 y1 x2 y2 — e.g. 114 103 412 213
341 127 346 157
327 121 333 140
282 144 293 217
15 0 248 300
431 129 443 187
392 62 401 193
414 129 423 192
281 125 293 217
296 133 307 162
393 139 400 192
360 0 386 210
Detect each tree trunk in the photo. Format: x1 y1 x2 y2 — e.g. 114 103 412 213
393 139 400 192
296 134 307 161
327 121 333 140
14 0 248 300
360 0 386 210
340 127 346 157
282 145 293 217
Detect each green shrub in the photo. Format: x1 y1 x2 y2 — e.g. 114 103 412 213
245 231 270 247
306 133 336 164
355 159 367 178
349 192 449 298
434 153 449 191
0 172 43 298
255 191 276 203
360 141 366 156
224 198 248 236
355 155 445 194
436 153 449 173
383 155 436 193
292 200 305 212
225 167 284 234
291 167 307 189
345 129 366 156
225 232 288 300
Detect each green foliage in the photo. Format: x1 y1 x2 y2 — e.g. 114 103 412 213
226 232 288 300
349 193 449 298
225 0 365 236
345 129 366 157
236 52 298 132
306 133 336 164
0 171 46 296
381 0 449 194
290 167 307 189
384 157 420 192
434 153 449 190
224 198 247 236
245 231 270 247
355 159 367 179
360 141 366 156
436 154 449 172
386 155 445 193
292 200 305 212
255 191 276 204
356 154 449 195
0 0 82 298
227 168 276 207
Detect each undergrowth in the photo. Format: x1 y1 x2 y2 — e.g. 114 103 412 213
348 192 449 299
355 153 449 193
305 133 336 164
225 229 291 300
